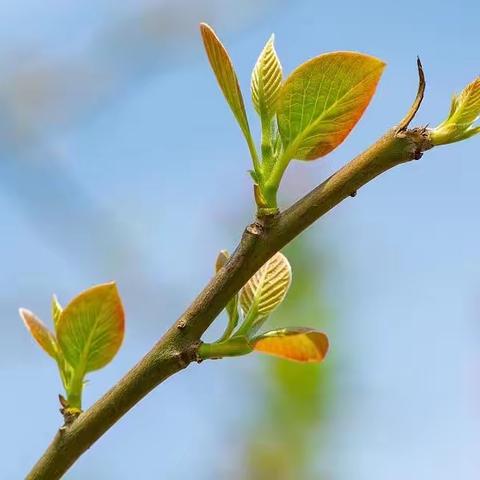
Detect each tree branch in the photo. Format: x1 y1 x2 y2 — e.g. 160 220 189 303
27 68 434 480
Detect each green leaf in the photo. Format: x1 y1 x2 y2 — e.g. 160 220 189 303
198 336 253 360
252 328 329 363
200 23 251 139
19 308 58 359
251 34 282 120
431 77 480 145
449 77 480 125
56 282 125 374
240 252 292 319
52 294 62 329
277 51 385 161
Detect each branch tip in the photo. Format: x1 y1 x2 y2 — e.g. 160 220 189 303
396 57 426 133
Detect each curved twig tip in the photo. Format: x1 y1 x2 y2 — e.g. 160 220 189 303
396 57 426 133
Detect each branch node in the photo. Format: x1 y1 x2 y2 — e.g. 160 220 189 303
246 222 264 236
58 394 82 427
175 341 201 369
176 319 187 330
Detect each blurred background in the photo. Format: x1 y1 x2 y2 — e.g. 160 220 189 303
1 0 480 478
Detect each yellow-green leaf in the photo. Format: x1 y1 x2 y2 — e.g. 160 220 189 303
431 77 480 145
277 51 385 161
449 77 480 125
56 282 125 373
52 294 62 329
200 23 251 139
252 328 329 363
19 308 58 358
240 252 292 317
251 34 282 119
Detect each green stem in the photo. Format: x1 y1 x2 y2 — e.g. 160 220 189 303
260 117 274 175
244 130 262 178
198 337 252 359
218 301 239 342
235 305 259 337
67 369 84 410
56 360 69 393
262 149 293 209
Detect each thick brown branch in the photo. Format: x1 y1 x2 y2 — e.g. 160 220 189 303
26 89 434 478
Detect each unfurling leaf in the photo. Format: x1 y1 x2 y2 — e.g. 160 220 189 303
57 282 124 373
240 252 292 318
252 328 329 363
200 23 251 139
52 295 62 329
251 34 282 120
19 308 58 358
431 77 480 145
277 52 385 161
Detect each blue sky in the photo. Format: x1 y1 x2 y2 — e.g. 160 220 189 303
1 0 480 478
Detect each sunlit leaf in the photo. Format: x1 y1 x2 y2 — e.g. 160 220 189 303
52 294 62 329
200 23 251 139
251 34 282 119
252 328 329 363
450 77 480 125
56 282 125 373
277 52 385 160
240 252 292 318
19 308 58 358
431 77 480 145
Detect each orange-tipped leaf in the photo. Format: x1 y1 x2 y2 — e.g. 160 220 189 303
252 328 329 363
200 23 251 138
19 308 58 358
277 52 385 160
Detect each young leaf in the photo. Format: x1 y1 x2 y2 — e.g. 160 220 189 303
56 282 125 373
240 252 292 318
277 52 385 160
251 34 282 120
431 77 480 145
252 328 329 363
448 78 480 126
200 23 251 139
52 294 62 329
19 308 58 359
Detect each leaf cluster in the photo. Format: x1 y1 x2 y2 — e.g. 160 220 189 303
431 77 480 145
20 283 124 413
198 251 328 363
200 23 385 213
